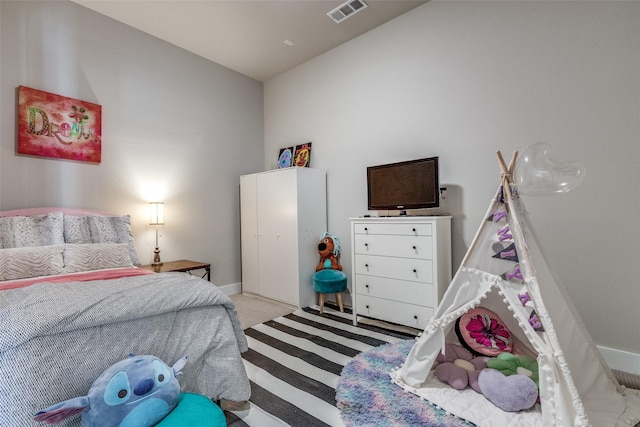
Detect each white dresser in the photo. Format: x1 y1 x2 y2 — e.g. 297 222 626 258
350 216 452 329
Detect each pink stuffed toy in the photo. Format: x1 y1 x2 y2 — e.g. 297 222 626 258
435 344 488 393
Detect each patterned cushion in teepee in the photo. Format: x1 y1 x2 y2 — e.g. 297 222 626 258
455 307 513 357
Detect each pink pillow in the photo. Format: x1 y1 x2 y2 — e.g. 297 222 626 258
455 307 513 357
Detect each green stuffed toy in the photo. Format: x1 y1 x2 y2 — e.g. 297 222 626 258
487 352 539 389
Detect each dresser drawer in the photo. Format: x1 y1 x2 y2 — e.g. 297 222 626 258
354 234 433 259
355 275 434 307
354 222 432 236
355 295 432 329
354 254 433 283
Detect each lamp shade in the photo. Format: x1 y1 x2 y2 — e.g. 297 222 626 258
149 202 165 226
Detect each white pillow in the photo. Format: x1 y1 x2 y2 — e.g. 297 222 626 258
0 245 65 281
64 214 141 265
0 212 64 248
63 243 134 273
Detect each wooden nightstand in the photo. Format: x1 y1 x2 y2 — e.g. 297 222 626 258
139 260 211 281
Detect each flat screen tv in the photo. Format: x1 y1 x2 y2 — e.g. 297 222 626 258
367 157 439 212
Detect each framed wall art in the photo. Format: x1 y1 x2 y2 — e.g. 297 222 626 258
294 142 312 167
17 86 102 163
277 146 294 169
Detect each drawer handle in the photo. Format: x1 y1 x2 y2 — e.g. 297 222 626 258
412 228 417 235
413 268 417 273
365 263 369 270
364 243 369 249
365 284 369 289
364 227 368 233
366 304 370 309
412 245 417 252
414 315 418 320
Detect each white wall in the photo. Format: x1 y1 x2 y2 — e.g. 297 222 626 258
0 1 264 286
265 1 640 355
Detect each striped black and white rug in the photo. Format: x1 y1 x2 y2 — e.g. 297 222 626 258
225 306 418 427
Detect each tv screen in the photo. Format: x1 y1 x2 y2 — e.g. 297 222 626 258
367 157 439 211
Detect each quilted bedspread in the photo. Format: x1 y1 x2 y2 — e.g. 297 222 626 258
0 272 250 426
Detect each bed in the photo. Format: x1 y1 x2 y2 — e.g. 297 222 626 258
0 208 250 426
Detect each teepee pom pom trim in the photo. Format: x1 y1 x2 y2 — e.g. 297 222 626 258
481 272 494 281
425 323 439 333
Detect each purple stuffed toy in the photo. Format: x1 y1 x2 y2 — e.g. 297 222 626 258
477 352 539 412
434 344 488 392
478 368 538 412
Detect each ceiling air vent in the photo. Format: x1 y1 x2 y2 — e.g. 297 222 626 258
327 0 368 24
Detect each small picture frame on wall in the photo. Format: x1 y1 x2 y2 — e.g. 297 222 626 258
294 142 312 167
277 146 294 169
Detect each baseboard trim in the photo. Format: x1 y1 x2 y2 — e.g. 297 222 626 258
218 282 242 296
599 345 640 375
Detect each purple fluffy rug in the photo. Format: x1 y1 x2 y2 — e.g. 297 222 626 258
336 340 474 426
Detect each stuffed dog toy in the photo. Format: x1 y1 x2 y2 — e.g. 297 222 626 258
316 232 342 271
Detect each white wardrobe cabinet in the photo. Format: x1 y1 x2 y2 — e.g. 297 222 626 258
350 216 452 329
240 168 327 308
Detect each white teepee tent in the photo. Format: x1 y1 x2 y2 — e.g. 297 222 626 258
391 152 640 427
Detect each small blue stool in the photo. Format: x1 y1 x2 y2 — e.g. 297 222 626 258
313 269 348 313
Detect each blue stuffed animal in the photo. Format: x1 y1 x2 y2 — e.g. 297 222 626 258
34 354 187 427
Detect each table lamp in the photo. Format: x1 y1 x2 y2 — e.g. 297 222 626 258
149 202 164 266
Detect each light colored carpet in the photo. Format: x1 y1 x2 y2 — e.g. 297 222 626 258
229 293 295 329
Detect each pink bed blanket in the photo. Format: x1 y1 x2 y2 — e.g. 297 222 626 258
0 267 154 291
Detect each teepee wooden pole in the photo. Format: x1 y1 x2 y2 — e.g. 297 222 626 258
508 151 518 175
496 151 512 202
496 151 509 175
